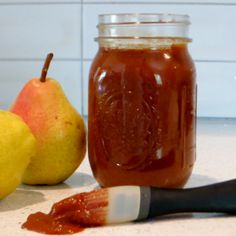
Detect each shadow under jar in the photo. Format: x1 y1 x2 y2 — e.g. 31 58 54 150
88 14 196 188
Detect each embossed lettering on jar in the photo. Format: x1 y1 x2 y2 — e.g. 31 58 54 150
88 14 196 188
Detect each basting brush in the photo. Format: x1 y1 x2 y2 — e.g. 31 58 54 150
49 179 236 226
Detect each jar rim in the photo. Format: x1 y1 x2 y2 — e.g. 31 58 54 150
98 13 190 25
97 13 191 40
96 37 191 49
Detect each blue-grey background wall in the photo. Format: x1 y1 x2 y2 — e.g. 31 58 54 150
0 0 236 118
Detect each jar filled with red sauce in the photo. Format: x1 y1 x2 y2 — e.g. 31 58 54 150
88 14 196 188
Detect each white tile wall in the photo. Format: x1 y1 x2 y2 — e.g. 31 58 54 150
0 0 235 117
82 61 90 116
197 62 236 118
83 0 236 3
2 0 233 3
0 0 81 2
0 4 81 59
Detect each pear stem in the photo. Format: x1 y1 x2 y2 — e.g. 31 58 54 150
40 53 54 82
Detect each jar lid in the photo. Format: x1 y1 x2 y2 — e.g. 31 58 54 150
97 13 190 39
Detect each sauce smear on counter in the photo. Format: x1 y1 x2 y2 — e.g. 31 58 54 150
22 189 108 234
22 212 84 235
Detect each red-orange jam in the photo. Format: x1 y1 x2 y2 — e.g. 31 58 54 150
88 44 196 188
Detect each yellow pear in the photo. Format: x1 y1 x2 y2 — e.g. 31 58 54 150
0 111 36 199
10 53 86 185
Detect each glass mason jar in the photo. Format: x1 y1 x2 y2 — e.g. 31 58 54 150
88 14 196 188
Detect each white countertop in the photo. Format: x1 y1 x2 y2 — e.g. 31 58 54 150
1 118 236 236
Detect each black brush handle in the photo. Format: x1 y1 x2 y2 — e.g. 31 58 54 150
148 179 236 218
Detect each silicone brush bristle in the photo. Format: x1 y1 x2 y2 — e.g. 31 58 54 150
50 188 109 226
